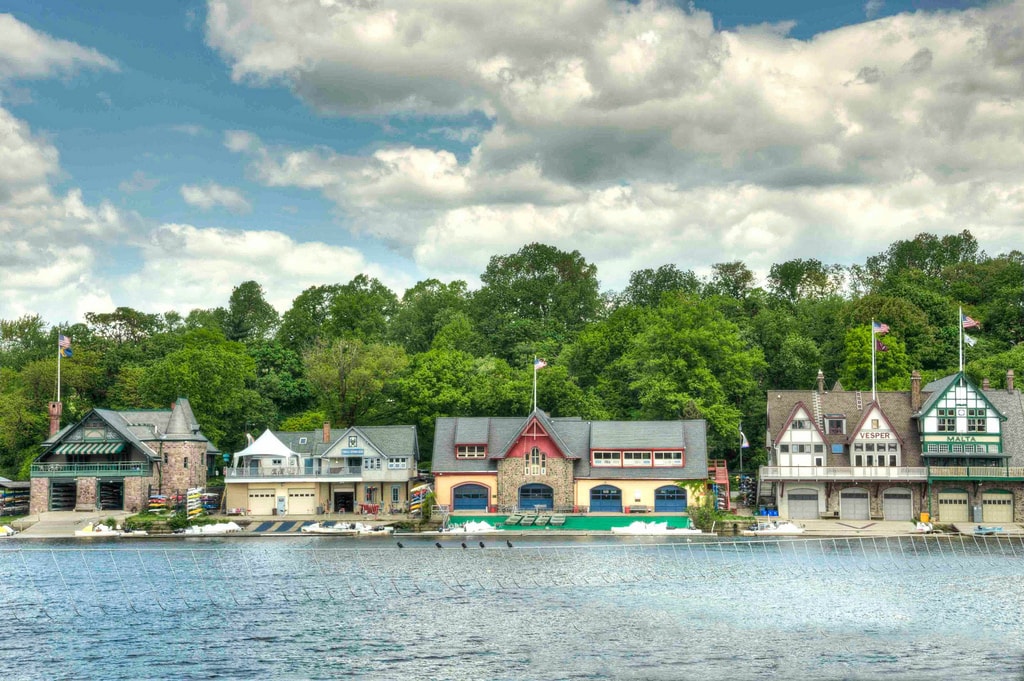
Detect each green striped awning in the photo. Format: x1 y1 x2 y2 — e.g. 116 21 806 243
54 442 126 455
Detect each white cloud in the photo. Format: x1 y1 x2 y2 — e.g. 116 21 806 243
119 170 160 194
0 13 116 81
180 182 252 213
117 223 412 315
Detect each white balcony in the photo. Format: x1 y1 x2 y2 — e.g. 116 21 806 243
759 466 928 481
225 465 362 481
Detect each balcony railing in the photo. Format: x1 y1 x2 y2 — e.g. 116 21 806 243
928 466 1024 480
759 466 928 481
224 465 362 480
31 462 150 478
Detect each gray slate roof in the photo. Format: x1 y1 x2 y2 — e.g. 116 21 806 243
274 425 418 459
40 398 214 460
766 372 1024 467
433 410 708 480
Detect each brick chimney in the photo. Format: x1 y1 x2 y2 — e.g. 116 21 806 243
323 422 331 443
48 401 63 436
982 378 990 390
1008 369 1015 392
817 369 825 393
911 371 922 412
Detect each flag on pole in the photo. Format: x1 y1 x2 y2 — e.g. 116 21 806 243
740 431 749 448
872 321 890 335
58 334 72 358
962 314 980 329
876 338 889 352
534 357 547 370
964 333 977 347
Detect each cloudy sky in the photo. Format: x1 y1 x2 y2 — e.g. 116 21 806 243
1 0 1021 324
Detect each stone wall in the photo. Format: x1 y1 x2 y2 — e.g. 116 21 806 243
29 478 49 515
496 457 574 509
156 441 208 495
823 482 923 519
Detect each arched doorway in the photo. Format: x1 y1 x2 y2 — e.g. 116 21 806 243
882 488 913 521
519 483 553 510
839 487 869 520
982 489 1013 523
787 488 820 519
654 485 687 512
590 485 622 513
452 483 489 511
938 488 969 522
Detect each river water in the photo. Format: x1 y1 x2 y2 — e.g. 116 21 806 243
1 534 1022 680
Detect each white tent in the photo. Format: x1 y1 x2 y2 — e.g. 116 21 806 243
232 429 300 467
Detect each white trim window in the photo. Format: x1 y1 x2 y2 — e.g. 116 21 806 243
653 451 683 466
592 450 621 467
364 458 381 470
387 457 409 470
623 451 652 467
456 445 487 459
528 447 546 475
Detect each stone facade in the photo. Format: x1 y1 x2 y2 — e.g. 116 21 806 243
495 456 574 509
157 441 209 494
823 483 922 519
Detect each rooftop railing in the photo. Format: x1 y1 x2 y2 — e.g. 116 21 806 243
224 465 362 479
31 462 150 478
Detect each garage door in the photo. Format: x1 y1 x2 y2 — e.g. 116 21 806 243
519 483 553 510
882 489 913 521
453 484 489 511
983 491 1014 523
655 486 687 512
787 490 819 519
248 488 276 515
288 488 316 515
590 485 623 513
938 490 969 522
840 489 869 520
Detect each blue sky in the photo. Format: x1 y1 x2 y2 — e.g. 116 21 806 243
0 0 1019 323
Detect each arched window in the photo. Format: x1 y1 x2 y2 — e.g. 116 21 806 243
528 447 546 475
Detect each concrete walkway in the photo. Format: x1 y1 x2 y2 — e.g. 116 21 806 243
11 510 131 538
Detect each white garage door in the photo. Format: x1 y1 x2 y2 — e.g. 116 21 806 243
288 488 317 515
882 489 913 521
938 490 969 522
983 491 1014 523
840 489 869 520
787 490 820 519
248 488 276 515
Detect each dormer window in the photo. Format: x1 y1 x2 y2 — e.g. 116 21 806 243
457 445 487 459
298 437 308 445
826 417 845 435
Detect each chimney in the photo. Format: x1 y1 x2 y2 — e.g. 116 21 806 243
983 378 990 390
323 422 331 444
817 369 825 394
911 371 922 412
48 401 63 437
1008 369 1015 392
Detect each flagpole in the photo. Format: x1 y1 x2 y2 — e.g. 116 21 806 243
958 306 964 382
871 319 877 401
56 335 62 403
532 359 537 413
738 423 743 475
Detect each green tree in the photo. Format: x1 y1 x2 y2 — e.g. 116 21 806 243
328 275 399 343
277 284 341 353
224 280 280 342
389 279 470 353
304 338 408 427
838 326 911 391
0 315 50 371
471 243 601 362
621 264 701 308
768 258 844 304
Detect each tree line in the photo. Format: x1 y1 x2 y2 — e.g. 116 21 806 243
2 231 1022 479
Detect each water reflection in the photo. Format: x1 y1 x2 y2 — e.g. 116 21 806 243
1 535 1023 680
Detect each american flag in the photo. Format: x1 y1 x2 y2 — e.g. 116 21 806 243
534 358 547 370
962 314 980 329
872 321 890 335
58 334 71 349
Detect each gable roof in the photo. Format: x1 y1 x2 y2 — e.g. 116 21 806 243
432 414 708 480
270 425 419 459
771 401 828 444
847 400 905 446
918 371 1006 421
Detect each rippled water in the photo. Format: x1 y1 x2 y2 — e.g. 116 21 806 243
1 534 1023 680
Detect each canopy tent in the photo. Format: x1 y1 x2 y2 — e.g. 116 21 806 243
232 429 300 467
